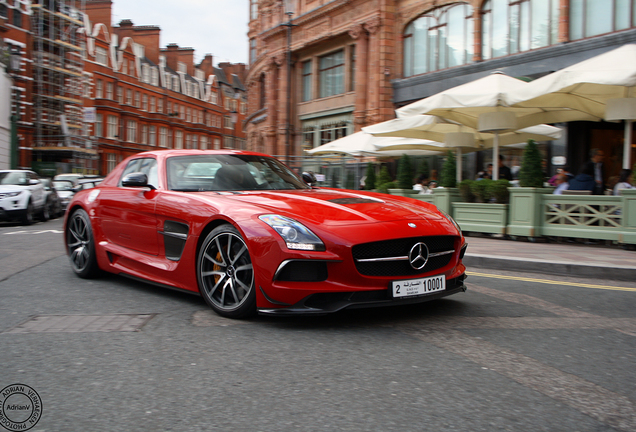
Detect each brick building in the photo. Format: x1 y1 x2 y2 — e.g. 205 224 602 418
1 0 247 176
246 0 636 181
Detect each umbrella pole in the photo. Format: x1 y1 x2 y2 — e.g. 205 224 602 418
492 132 499 181
624 120 633 169
456 147 462 184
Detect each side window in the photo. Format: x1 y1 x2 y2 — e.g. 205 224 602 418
138 158 158 189
119 159 142 186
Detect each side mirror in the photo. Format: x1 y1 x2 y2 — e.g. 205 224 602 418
122 172 156 190
302 171 317 186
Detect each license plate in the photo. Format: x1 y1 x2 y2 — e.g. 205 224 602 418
391 275 446 298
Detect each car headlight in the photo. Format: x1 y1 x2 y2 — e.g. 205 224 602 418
259 215 325 251
0 192 21 199
439 209 462 235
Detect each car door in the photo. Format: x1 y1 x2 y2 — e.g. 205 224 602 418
98 158 160 255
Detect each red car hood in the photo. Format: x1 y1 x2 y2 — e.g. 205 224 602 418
203 188 445 227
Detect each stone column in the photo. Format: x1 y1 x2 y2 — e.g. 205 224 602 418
349 23 368 131
274 53 287 158
266 59 279 155
472 6 482 61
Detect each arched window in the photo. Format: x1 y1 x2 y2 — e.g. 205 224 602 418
570 0 636 40
403 3 474 77
482 0 559 60
259 74 266 110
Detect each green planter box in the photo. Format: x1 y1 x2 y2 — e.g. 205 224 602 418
620 189 636 245
432 188 461 214
388 188 418 197
452 202 509 234
507 187 546 237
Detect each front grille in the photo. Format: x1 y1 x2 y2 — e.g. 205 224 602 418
352 236 457 277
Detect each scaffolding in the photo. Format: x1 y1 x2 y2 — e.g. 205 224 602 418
30 0 96 174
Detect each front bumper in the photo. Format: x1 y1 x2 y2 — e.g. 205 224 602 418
258 274 467 316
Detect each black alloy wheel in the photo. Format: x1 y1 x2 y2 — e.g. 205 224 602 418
66 209 101 278
197 224 256 318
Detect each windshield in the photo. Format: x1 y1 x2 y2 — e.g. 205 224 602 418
166 154 309 192
0 172 28 186
52 180 75 191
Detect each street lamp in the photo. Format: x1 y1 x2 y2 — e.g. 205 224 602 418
283 0 296 166
230 110 238 149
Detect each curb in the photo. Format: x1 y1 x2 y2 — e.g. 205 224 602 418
463 255 636 282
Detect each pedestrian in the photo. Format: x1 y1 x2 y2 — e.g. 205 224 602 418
613 169 634 195
568 164 596 193
498 155 513 181
553 173 570 195
584 148 605 195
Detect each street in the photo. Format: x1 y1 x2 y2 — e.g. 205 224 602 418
1 218 635 431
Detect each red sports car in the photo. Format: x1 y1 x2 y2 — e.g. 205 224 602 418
64 150 467 318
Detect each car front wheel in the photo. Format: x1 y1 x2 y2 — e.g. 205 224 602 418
66 209 100 278
21 201 34 225
197 225 256 318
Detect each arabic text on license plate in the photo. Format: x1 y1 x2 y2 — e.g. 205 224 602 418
392 275 445 298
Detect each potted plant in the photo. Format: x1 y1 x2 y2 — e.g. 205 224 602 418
458 179 476 202
389 155 418 196
439 150 457 188
365 162 376 190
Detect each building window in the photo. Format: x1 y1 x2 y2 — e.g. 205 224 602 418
149 126 156 146
319 50 345 98
0 4 7 18
200 135 208 149
142 64 150 83
250 39 257 63
127 120 137 142
175 131 183 149
224 115 232 129
107 154 117 173
159 127 168 147
211 89 218 105
107 82 113 100
404 3 474 77
122 60 127 75
141 125 148 144
96 80 103 98
126 89 132 105
320 122 348 145
482 0 558 60
107 115 118 139
570 0 636 40
186 108 191 123
251 0 258 20
117 87 123 104
158 98 163 113
151 68 159 86
96 47 108 66
303 126 316 150
135 92 141 108
150 96 156 113
214 138 221 149
302 60 312 102
13 8 22 27
173 76 180 91
349 45 356 92
95 114 103 138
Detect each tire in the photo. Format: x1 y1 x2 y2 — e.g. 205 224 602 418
21 201 34 225
40 199 51 222
66 209 101 278
197 225 256 318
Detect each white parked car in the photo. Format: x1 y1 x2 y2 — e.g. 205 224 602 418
0 170 48 224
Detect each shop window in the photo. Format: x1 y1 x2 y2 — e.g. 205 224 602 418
302 60 312 102
570 0 636 40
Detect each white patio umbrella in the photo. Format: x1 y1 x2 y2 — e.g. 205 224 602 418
363 115 562 182
511 44 636 169
305 131 444 157
395 72 597 179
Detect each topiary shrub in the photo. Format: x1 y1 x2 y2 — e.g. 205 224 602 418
417 158 430 179
378 181 398 193
519 140 544 188
365 162 376 190
459 179 476 202
440 150 457 188
397 154 414 189
486 179 511 203
471 179 492 202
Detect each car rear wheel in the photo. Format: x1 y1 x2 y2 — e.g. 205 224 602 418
66 209 100 278
197 225 256 318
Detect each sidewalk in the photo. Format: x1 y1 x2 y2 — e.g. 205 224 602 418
462 235 636 281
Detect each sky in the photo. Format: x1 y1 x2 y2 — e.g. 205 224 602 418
111 0 249 66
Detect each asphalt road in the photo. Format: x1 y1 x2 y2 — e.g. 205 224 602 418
1 218 635 431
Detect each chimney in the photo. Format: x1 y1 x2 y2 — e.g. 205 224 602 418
197 54 215 76
84 0 113 35
161 44 195 75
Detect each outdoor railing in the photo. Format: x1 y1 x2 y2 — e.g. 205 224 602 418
542 195 623 241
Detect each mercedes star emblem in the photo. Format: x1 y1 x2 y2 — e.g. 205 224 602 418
408 242 429 270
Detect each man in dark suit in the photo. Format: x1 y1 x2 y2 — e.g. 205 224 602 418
584 148 605 195
498 155 513 181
